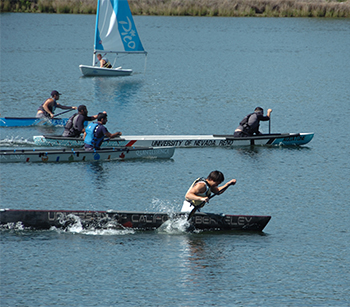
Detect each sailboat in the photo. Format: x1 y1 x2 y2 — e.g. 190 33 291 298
79 0 147 77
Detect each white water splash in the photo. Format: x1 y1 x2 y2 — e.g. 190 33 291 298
0 221 25 230
150 198 202 234
150 198 181 214
156 216 191 234
0 136 35 147
54 214 135 236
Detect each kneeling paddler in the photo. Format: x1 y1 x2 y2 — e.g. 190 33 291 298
182 170 236 220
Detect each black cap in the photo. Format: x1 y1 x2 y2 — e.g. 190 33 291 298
51 90 62 96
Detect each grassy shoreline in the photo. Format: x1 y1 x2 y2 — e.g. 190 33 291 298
1 0 349 17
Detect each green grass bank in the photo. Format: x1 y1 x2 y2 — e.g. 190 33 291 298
1 0 349 17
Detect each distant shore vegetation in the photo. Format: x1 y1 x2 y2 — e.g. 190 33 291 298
1 0 349 17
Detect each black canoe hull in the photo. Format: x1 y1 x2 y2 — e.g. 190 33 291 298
0 209 271 232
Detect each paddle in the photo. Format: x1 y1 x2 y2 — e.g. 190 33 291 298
53 109 74 118
187 183 233 221
268 109 272 134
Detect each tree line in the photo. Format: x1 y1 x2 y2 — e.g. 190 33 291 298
1 0 349 18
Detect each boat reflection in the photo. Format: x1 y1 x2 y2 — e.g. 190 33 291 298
84 162 110 191
93 78 144 105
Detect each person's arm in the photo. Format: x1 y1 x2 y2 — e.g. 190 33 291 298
210 179 236 195
267 109 272 118
105 131 122 138
87 111 106 121
56 103 77 110
185 182 209 203
86 116 96 121
259 109 272 121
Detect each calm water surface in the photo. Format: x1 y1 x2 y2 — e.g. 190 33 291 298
1 13 350 306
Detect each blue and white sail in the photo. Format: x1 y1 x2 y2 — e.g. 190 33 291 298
94 0 146 54
79 0 146 76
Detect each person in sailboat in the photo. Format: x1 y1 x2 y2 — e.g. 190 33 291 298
97 54 112 68
181 170 236 213
36 91 77 119
84 112 122 151
233 107 272 137
62 105 102 138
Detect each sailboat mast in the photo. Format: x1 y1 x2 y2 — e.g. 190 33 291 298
92 0 101 66
93 53 96 66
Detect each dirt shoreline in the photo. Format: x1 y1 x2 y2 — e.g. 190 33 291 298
1 0 349 17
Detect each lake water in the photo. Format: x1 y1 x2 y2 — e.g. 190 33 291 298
1 13 350 306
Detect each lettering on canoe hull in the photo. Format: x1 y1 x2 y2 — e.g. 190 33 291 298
151 140 187 147
48 211 108 221
44 212 258 230
150 140 236 147
194 215 253 226
47 212 254 226
0 155 22 161
283 135 305 142
135 148 171 156
128 214 169 224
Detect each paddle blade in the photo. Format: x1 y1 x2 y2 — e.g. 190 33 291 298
187 207 197 221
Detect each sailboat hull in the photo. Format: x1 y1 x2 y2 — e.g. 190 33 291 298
79 65 132 76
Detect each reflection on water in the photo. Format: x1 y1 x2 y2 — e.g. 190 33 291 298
178 235 233 288
235 145 262 158
35 125 62 135
180 236 230 270
93 78 144 105
84 162 109 190
234 144 312 161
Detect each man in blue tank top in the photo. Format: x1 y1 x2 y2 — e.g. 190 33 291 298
84 112 122 151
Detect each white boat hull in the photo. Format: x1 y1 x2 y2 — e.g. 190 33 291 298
79 65 132 76
0 146 175 163
33 133 314 148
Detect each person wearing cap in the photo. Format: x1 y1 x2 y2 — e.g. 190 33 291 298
62 105 103 137
96 54 112 68
84 113 122 150
36 90 77 119
233 107 272 137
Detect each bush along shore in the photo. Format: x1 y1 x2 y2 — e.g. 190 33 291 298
1 0 350 17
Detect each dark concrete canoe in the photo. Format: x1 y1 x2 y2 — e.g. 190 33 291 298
0 209 271 232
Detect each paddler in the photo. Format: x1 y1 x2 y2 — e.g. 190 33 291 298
181 170 236 213
62 105 101 137
234 107 272 137
36 90 77 119
84 112 122 151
